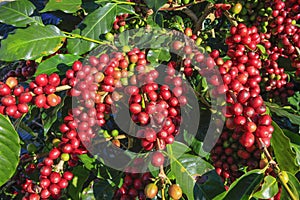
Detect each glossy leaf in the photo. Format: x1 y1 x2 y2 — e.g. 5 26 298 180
194 170 226 200
41 0 82 13
271 122 299 174
266 102 300 125
147 49 171 63
144 0 168 12
68 166 90 200
214 169 265 200
116 4 136 15
0 0 43 27
0 25 65 61
35 54 81 76
253 175 279 199
67 3 117 55
0 114 21 187
93 179 115 200
167 143 214 200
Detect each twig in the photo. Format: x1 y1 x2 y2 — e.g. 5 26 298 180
182 8 198 24
195 2 215 33
21 152 49 163
223 10 238 27
159 0 205 11
62 31 110 45
56 85 72 92
258 138 298 200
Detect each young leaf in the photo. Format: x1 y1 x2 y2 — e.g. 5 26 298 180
253 175 279 199
0 0 43 27
0 114 21 187
35 54 81 76
271 121 299 174
147 49 171 63
41 0 82 13
0 25 65 61
67 3 117 55
213 169 265 200
167 143 214 200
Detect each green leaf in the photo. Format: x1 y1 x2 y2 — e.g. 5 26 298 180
288 91 300 111
290 143 300 166
0 25 65 61
78 154 97 171
41 95 66 135
256 44 266 54
271 121 299 174
183 130 210 158
167 143 214 200
144 0 167 12
116 4 136 15
41 0 82 13
266 102 300 125
93 179 115 200
0 114 21 187
67 3 117 55
283 129 300 146
194 170 226 200
253 175 279 199
147 49 171 63
0 0 43 27
213 169 265 200
68 165 90 200
35 54 81 76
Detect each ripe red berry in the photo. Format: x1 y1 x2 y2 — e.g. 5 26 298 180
35 74 48 87
48 148 61 160
34 94 47 108
151 152 165 167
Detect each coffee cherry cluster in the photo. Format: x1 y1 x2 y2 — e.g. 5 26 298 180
210 130 262 184
113 13 129 32
264 82 295 105
0 77 32 118
127 83 183 150
113 159 153 200
29 74 62 109
209 23 274 183
20 110 88 199
2 60 37 82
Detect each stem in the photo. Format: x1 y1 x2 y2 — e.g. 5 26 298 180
223 10 238 27
258 139 298 200
62 31 110 45
162 186 166 200
159 0 205 11
21 152 49 163
195 2 215 33
113 0 146 6
56 85 72 92
279 173 298 200
54 160 65 172
182 8 198 24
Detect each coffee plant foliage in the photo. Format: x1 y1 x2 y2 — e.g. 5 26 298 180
0 0 299 200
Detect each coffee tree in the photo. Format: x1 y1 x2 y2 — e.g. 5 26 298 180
0 0 299 199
